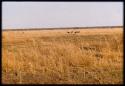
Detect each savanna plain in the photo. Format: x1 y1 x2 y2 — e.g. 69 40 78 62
2 27 123 84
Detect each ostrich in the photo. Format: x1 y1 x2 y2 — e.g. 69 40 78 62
75 31 80 34
67 31 70 34
67 31 73 34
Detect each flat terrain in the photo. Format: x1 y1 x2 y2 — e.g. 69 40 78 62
2 27 123 84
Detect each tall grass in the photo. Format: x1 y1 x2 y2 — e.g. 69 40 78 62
2 28 123 84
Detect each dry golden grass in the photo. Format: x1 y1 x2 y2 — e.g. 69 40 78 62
2 27 123 84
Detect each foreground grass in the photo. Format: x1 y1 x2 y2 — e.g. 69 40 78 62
2 28 123 84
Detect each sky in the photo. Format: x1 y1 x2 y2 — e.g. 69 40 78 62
2 2 123 29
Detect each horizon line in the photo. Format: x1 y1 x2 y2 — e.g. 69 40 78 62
2 26 123 31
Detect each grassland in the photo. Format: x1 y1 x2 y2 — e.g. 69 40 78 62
2 27 123 84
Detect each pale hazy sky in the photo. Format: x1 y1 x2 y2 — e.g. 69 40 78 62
2 2 123 29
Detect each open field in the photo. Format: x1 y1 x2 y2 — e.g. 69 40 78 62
2 27 123 84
